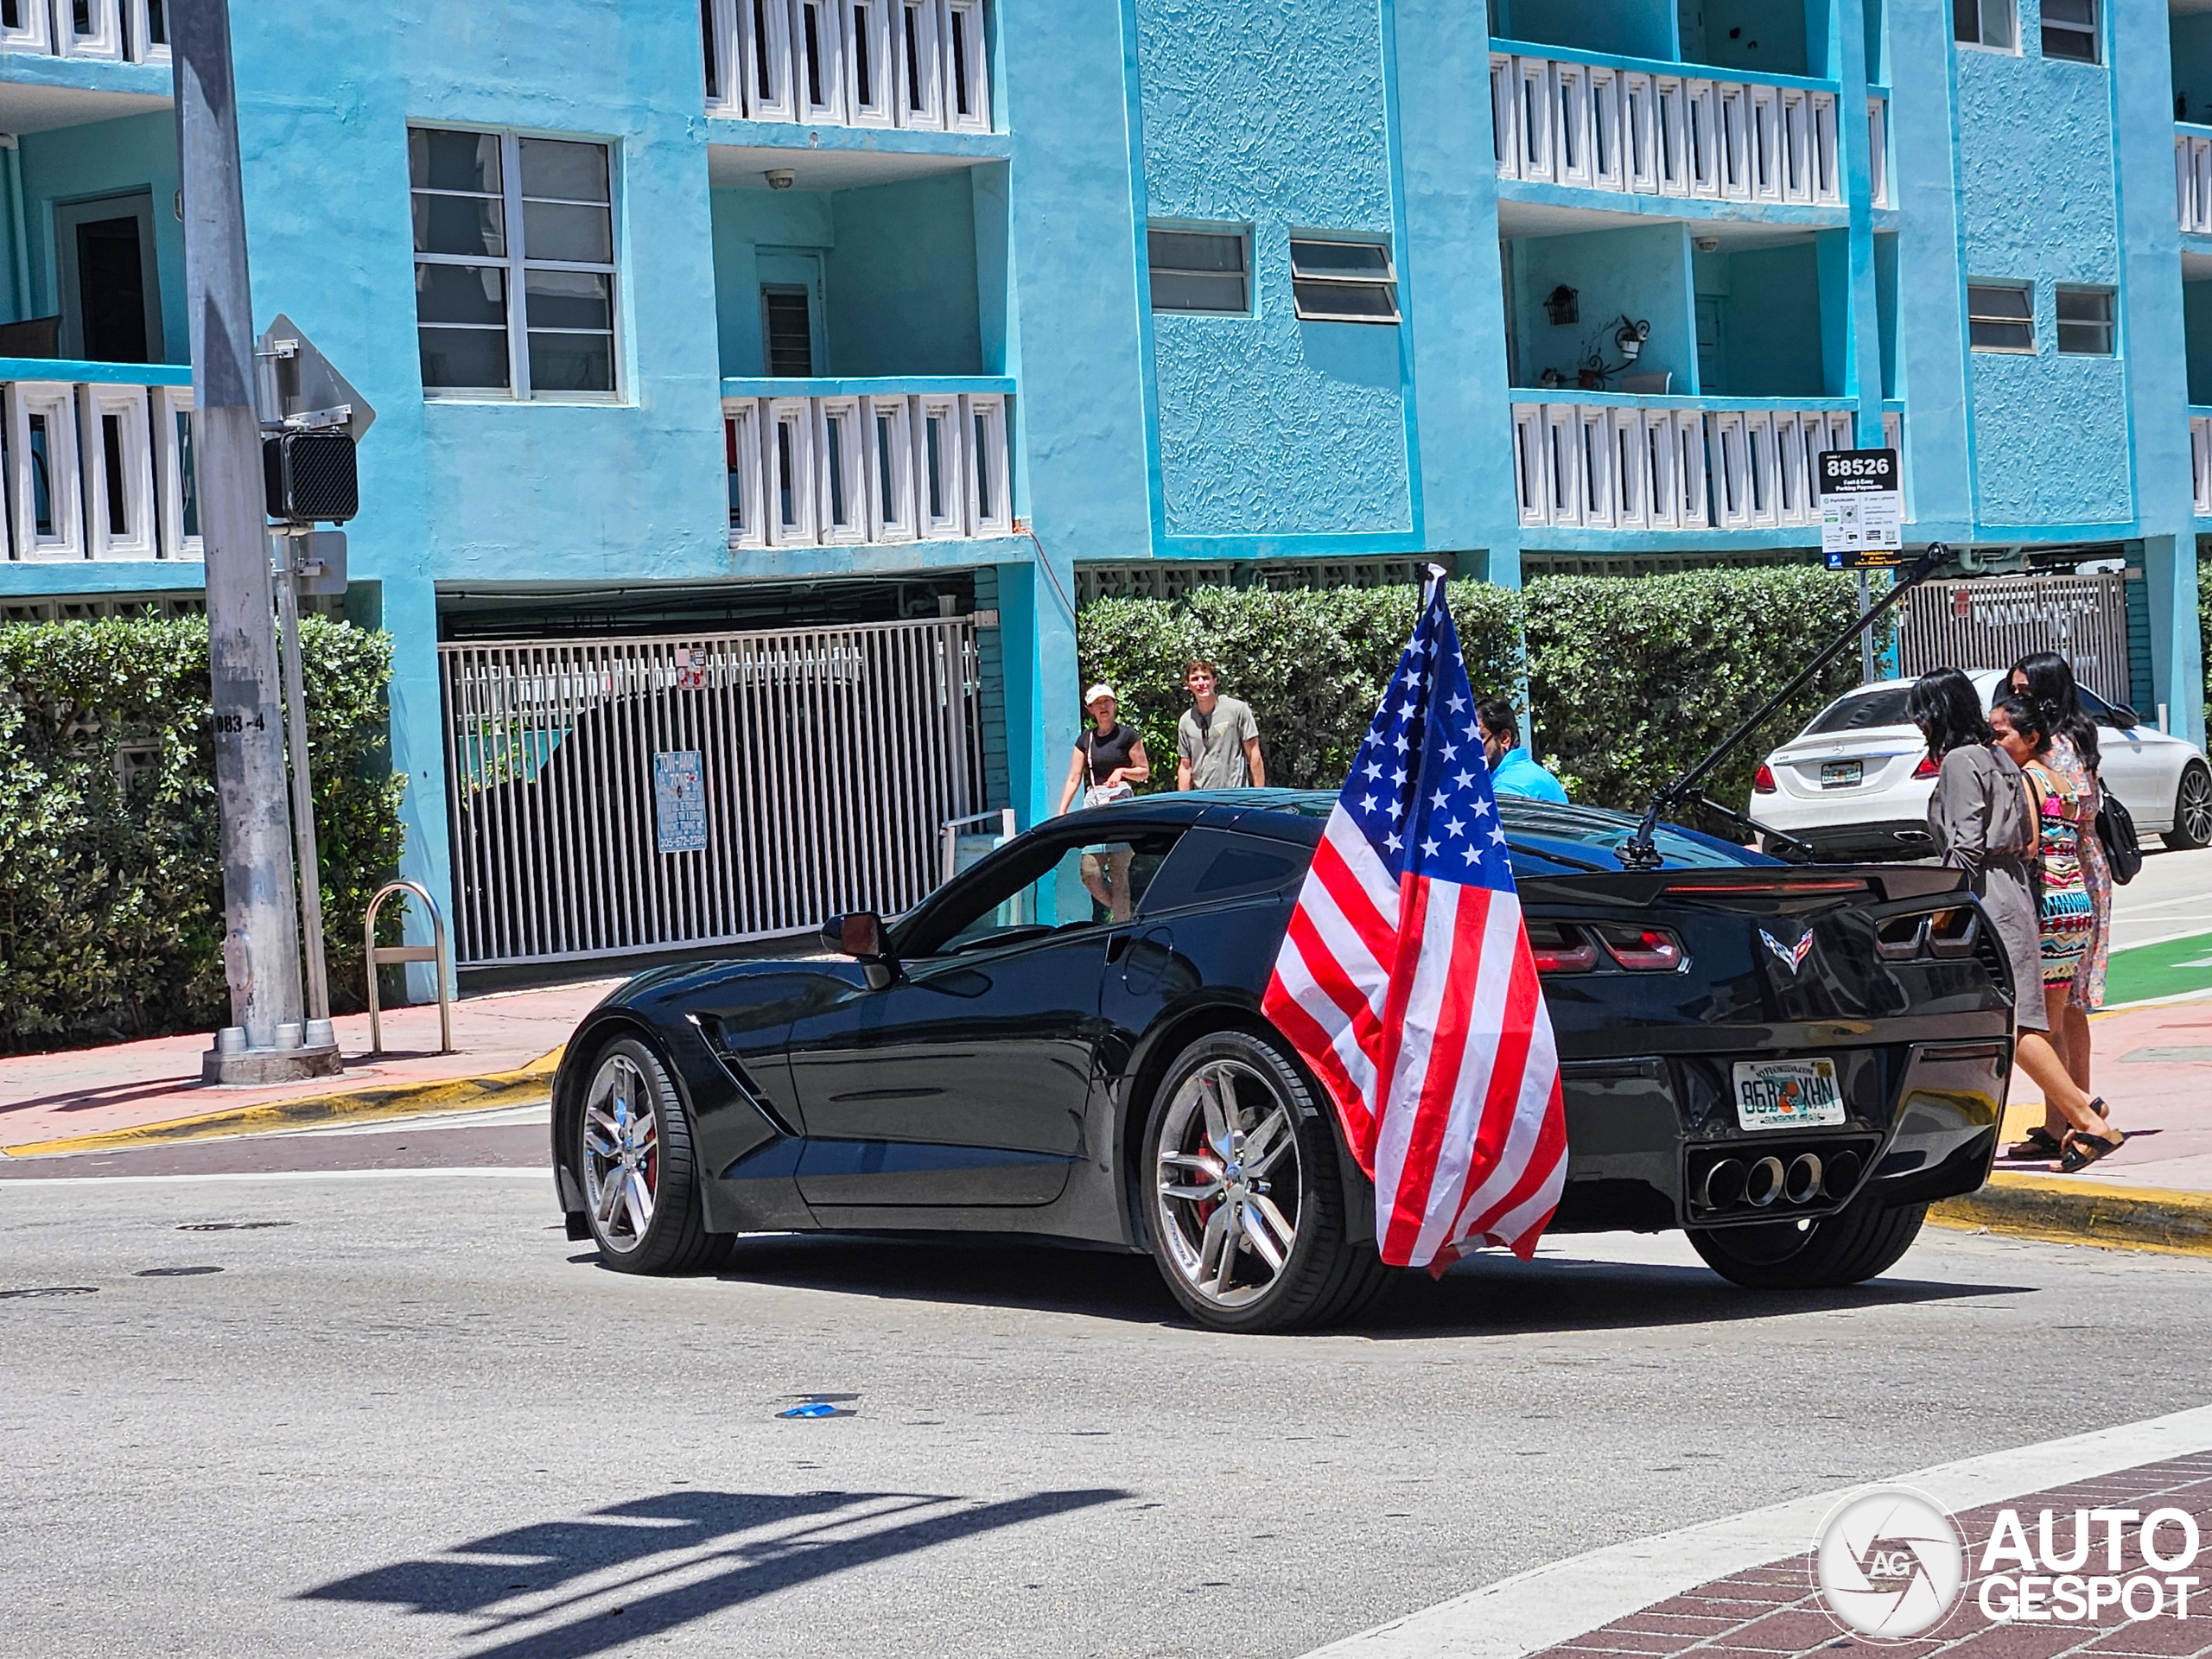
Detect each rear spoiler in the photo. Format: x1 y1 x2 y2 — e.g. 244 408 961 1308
1519 865 1969 909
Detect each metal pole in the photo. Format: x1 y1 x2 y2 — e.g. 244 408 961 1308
274 537 331 1031
174 0 329 1079
1856 568 1875 683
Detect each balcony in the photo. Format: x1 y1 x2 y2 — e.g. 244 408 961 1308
722 376 1011 551
1489 43 1888 216
0 359 196 564
2179 125 2212 236
703 0 990 134
1510 390 1900 534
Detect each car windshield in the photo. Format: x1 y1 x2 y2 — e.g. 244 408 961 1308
1803 688 1915 734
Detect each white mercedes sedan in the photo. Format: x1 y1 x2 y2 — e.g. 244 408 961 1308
1750 670 2212 861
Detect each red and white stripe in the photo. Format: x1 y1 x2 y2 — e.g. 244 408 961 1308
1263 804 1567 1271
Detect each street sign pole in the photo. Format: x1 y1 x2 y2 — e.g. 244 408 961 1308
175 0 337 1083
273 535 331 1032
1856 569 1874 683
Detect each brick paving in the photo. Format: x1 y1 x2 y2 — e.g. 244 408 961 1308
1535 1457 2212 1659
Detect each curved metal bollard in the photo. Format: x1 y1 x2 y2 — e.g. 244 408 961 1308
365 880 453 1057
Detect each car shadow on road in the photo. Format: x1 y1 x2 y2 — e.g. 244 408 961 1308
299 1484 1128 1659
616 1233 2033 1338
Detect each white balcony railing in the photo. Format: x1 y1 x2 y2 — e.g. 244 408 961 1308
2190 410 2212 515
2178 126 2212 234
0 365 198 563
1867 93 1889 207
1511 393 1902 533
1490 45 1841 207
704 0 990 133
0 0 168 65
723 378 1011 550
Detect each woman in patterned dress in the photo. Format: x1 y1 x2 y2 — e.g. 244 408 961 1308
1990 694 2124 1171
2007 652 2111 1154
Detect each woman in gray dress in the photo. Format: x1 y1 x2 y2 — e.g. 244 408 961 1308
1909 670 2114 1161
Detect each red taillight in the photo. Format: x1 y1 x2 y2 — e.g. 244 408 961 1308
1912 751 1939 779
1528 922 1599 975
1595 924 1686 971
1752 763 1777 794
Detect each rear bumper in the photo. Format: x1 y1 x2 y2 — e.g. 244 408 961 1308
1551 1034 2011 1233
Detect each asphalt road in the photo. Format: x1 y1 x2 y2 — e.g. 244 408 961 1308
3 1113 2209 1659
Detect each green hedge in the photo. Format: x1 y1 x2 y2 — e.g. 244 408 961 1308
1078 565 1872 814
0 616 405 1049
1075 582 1524 791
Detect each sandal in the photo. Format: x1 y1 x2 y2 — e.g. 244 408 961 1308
2056 1128 2126 1173
2005 1127 2065 1160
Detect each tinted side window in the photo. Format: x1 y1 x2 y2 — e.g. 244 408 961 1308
1141 829 1310 915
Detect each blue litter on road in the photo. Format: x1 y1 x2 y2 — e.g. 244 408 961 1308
779 1402 841 1419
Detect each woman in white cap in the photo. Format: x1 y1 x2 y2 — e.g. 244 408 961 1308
1057 683 1149 919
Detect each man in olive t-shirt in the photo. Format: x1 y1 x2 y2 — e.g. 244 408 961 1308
1176 660 1266 790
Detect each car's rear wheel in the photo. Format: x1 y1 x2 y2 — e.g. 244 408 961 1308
1144 1028 1391 1332
1688 1194 1926 1290
2166 763 2212 849
575 1036 728 1274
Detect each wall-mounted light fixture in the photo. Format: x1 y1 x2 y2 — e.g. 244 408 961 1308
1543 284 1579 326
765 168 797 190
1693 235 1720 253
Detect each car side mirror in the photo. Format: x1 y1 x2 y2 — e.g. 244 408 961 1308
2107 703 2139 731
823 911 898 988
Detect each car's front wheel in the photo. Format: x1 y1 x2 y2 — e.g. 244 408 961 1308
1688 1194 1926 1290
2167 762 2212 849
1143 1028 1391 1332
573 1036 727 1274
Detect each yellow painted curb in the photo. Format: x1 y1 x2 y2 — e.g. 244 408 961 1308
1929 1170 2212 1260
2 1045 565 1159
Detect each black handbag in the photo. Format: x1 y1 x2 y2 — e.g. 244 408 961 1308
2096 785 2143 885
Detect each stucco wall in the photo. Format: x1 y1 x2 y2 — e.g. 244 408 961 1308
1135 0 1411 539
1492 0 1676 60
1516 223 1695 391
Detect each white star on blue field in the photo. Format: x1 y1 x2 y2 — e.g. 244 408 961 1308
1344 593 1517 895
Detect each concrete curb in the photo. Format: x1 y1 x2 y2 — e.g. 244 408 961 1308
1929 1170 2212 1259
1 1047 563 1159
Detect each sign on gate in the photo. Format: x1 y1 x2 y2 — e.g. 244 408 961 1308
1817 448 1903 565
1897 571 2133 705
653 750 709 854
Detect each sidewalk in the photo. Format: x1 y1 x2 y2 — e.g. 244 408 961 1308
0 979 618 1157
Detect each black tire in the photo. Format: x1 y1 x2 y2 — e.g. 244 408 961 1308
1688 1195 1927 1291
571 1035 728 1275
1141 1027 1390 1332
2166 763 2212 850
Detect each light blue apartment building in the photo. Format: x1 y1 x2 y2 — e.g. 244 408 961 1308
0 0 2201 975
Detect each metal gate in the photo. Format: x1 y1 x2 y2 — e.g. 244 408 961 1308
1897 571 2132 704
439 617 983 966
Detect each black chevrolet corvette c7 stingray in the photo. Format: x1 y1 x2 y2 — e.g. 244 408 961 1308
550 790 2015 1332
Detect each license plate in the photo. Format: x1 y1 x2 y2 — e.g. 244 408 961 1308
1732 1058 1847 1132
1819 760 1863 789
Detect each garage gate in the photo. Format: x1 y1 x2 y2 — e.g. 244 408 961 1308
440 616 983 966
1897 570 2134 706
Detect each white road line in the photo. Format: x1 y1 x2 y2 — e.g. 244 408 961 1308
0 1166 548 1188
1303 1402 2212 1659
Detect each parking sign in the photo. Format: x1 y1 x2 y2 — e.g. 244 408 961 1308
1817 448 1902 565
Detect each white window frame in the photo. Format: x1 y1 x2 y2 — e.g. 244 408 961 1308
943 0 990 133
1489 54 1520 177
1967 282 2035 353
1643 410 1682 530
703 0 743 116
1750 86 1782 204
1554 60 1592 189
1588 66 1623 190
2055 285 2115 355
5 380 86 562
151 383 200 561
0 0 51 53
1810 92 1840 204
725 398 766 548
410 127 621 403
815 393 868 544
1955 0 2018 53
765 396 818 544
844 0 898 126
1623 72 1657 193
1655 75 1689 196
1288 236 1400 324
1610 412 1645 529
1514 57 1553 182
792 0 849 126
863 392 918 541
1574 405 1612 524
912 392 967 539
2041 0 2099 66
1510 404 1545 526
1673 410 1710 527
739 0 799 121
963 391 1009 536
129 0 170 67
1865 96 1889 208
894 0 946 129
54 0 124 60
1541 403 1582 527
79 382 157 559
1717 83 1751 201
1687 79 1720 199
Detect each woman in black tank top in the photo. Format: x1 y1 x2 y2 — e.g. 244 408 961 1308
1057 686 1151 920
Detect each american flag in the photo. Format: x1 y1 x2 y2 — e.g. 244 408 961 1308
1261 577 1567 1270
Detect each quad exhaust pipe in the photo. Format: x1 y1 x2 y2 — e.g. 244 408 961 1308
1699 1147 1863 1213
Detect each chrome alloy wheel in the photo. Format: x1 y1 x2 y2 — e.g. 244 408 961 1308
1153 1058 1302 1309
2181 766 2212 848
582 1052 659 1253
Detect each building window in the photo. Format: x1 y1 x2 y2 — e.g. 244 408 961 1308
410 127 618 398
762 287 814 374
1953 0 2017 50
2056 287 2114 354
1967 283 2034 352
2041 0 2098 63
1289 238 1400 323
1147 228 1249 315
